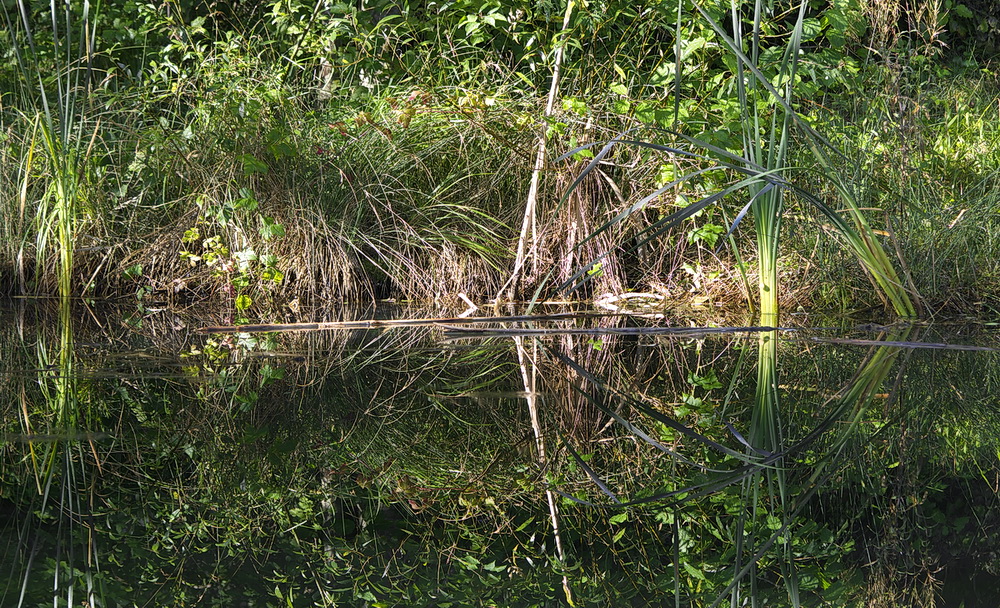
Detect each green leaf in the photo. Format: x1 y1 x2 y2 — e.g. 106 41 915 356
214 205 235 226
259 365 286 386
562 97 589 115
687 223 725 248
679 36 707 61
235 294 252 311
259 216 285 240
613 98 631 114
823 0 867 49
240 153 268 176
268 141 297 159
234 249 258 272
800 18 823 42
262 267 284 284
634 102 657 123
123 264 143 280
683 562 706 581
688 370 723 390
234 188 259 211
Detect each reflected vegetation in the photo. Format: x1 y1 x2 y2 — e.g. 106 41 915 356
3 303 1000 606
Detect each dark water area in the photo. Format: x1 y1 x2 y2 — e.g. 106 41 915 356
2 300 1000 607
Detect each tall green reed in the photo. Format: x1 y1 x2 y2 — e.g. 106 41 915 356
555 1 918 318
691 0 917 318
3 0 99 300
724 0 800 319
717 326 911 607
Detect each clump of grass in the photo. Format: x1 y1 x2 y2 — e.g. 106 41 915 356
3 0 995 316
807 52 1000 314
2 1 102 300
99 41 544 311
319 96 528 301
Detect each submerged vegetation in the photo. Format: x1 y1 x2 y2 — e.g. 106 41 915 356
0 0 998 317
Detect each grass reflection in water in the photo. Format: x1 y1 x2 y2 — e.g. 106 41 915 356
3 307 1000 606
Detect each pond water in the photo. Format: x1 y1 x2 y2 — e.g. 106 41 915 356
2 301 999 607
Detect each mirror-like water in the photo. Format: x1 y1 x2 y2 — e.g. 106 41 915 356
2 302 999 607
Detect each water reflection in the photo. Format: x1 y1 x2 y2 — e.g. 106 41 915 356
2 303 1000 606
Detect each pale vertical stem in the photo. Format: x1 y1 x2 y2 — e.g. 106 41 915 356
756 223 779 319
514 337 566 564
504 0 575 301
58 172 74 302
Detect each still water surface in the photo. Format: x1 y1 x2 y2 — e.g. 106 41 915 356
2 302 1000 607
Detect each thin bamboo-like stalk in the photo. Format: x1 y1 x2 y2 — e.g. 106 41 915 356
197 311 619 334
514 336 573 604
503 0 576 301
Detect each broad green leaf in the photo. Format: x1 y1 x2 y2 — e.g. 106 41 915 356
683 562 706 580
240 153 268 176
801 18 823 42
260 217 285 240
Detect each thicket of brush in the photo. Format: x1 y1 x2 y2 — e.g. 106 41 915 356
1 0 999 317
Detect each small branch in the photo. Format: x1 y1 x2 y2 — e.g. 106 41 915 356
503 0 576 301
197 311 608 334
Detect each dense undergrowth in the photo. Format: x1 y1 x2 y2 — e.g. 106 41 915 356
2 0 999 318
